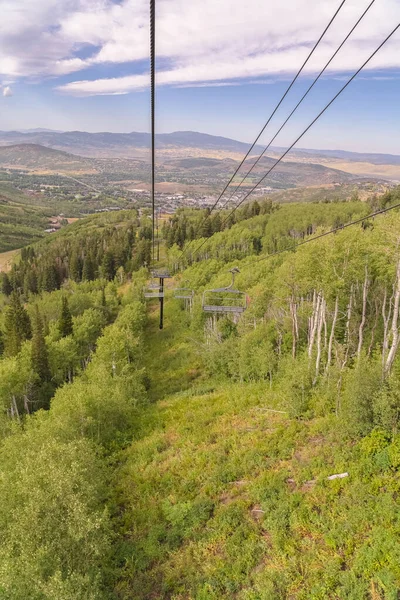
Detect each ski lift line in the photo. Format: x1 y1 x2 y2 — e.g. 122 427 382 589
186 22 400 264
150 0 156 264
178 0 348 261
217 0 377 214
248 200 400 266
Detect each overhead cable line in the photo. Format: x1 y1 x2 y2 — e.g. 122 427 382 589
217 0 376 213
150 0 156 264
185 22 400 264
179 0 347 259
250 200 400 265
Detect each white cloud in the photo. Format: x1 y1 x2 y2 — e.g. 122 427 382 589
2 86 13 97
0 0 399 95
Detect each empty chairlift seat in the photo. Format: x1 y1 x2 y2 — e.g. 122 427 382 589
202 267 248 314
144 281 164 298
174 281 194 300
144 269 172 299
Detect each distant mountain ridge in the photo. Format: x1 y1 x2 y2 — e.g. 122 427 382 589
0 143 357 188
0 130 260 155
0 144 93 172
0 129 399 166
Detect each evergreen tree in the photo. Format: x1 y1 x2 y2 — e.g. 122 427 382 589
202 216 213 238
251 200 261 216
1 273 12 296
4 292 32 356
9 265 22 291
41 264 59 292
102 251 116 281
82 255 96 281
59 297 73 338
31 307 51 383
23 270 38 296
212 213 222 234
69 250 82 282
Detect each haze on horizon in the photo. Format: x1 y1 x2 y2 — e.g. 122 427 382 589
0 0 399 154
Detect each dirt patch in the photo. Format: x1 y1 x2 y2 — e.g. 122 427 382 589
0 249 19 272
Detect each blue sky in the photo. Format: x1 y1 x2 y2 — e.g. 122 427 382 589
1 0 400 154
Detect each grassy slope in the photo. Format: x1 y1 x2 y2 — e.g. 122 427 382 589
113 299 400 600
0 182 50 251
0 249 19 272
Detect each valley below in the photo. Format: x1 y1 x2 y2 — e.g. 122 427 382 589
0 130 397 236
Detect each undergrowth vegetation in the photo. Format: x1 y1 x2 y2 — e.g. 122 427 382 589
1 191 400 598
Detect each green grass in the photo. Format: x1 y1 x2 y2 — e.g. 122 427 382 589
110 298 400 600
0 183 50 251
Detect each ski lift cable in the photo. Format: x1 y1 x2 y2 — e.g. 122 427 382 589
200 202 400 311
216 0 377 214
250 200 400 265
186 22 400 264
178 0 348 261
150 0 156 264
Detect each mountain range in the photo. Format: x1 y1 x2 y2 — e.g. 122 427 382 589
0 129 399 168
0 143 358 190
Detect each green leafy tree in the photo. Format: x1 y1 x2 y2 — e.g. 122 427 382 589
0 430 111 598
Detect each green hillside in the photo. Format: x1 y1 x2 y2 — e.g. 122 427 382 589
1 188 400 598
0 182 51 252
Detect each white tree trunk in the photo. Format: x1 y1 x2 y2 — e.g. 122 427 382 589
385 259 400 375
326 296 339 373
344 285 354 362
314 295 325 384
382 287 393 371
308 291 321 359
368 299 379 357
12 395 20 422
357 266 370 359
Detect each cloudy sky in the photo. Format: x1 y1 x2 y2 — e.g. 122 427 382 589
0 0 399 152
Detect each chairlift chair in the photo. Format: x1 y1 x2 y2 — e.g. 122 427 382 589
151 269 171 279
144 280 164 299
174 280 194 300
202 267 248 314
144 269 171 299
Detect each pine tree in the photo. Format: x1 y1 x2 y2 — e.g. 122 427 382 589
82 255 96 281
202 217 213 238
42 264 59 292
69 250 82 282
1 273 12 296
4 292 32 356
31 307 51 383
102 251 116 281
251 200 261 216
59 297 73 338
212 213 222 234
23 270 38 296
